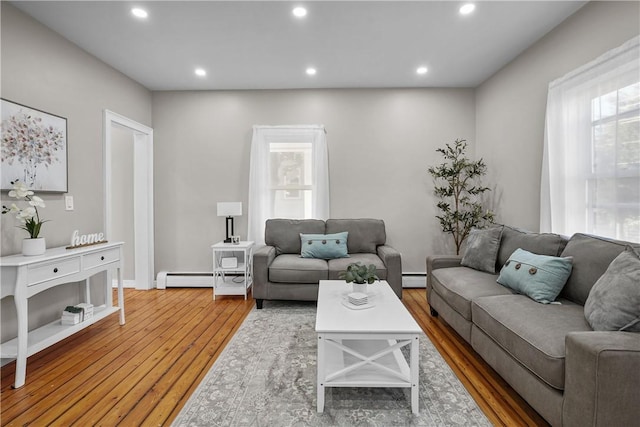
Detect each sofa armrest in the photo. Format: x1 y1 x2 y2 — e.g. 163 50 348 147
252 245 276 300
377 245 402 299
427 254 463 271
563 331 640 427
426 255 462 303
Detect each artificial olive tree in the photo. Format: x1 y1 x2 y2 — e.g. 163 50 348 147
428 139 495 255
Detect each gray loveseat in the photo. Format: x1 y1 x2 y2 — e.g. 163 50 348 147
427 227 640 427
253 218 402 309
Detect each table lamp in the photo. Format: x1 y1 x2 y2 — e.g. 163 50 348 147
217 202 242 243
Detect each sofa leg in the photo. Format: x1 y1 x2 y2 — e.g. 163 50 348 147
256 299 263 309
430 306 438 317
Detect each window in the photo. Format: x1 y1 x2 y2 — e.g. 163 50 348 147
541 36 640 243
248 125 329 245
270 142 313 218
588 83 640 240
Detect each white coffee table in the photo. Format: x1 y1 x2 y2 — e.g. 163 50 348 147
315 280 421 414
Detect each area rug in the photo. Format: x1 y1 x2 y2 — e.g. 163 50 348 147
172 301 491 426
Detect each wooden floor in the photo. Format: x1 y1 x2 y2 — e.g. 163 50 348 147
0 288 548 426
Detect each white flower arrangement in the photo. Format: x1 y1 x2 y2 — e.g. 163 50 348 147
2 180 48 238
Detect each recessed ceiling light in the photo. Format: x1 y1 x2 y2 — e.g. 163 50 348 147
195 68 207 77
131 8 148 19
293 7 307 18
306 67 317 76
416 66 428 75
459 3 476 15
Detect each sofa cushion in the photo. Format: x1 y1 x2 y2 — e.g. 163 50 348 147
461 226 504 274
328 253 387 281
497 226 567 271
325 219 385 253
497 249 573 304
265 219 326 255
559 233 638 305
472 295 591 390
268 255 328 283
300 232 349 259
584 247 640 332
431 267 514 321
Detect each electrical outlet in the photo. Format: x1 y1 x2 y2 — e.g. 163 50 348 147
65 195 74 211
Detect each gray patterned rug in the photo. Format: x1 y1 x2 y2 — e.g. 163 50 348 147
172 301 491 426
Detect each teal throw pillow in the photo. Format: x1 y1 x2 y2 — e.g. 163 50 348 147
497 248 573 304
300 232 349 259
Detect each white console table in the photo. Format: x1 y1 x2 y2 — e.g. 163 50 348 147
0 242 125 388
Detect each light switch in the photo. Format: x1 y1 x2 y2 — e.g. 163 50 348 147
65 195 74 211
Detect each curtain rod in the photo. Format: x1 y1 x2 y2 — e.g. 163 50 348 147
549 35 639 89
253 125 326 134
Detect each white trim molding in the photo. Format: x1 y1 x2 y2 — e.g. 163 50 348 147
103 110 155 290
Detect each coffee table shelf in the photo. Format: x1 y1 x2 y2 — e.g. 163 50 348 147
322 338 412 387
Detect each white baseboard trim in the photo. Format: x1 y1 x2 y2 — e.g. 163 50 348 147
402 272 426 288
111 279 138 288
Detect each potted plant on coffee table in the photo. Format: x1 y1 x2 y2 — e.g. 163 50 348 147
339 262 379 294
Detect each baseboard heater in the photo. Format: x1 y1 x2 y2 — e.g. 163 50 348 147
157 271 425 289
402 272 427 288
156 271 234 289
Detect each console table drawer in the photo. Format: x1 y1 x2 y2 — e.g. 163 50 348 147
27 257 81 286
83 248 120 270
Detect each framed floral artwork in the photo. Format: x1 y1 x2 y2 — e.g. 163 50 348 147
1 99 68 192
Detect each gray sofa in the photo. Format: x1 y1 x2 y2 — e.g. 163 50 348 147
427 227 640 427
253 218 402 309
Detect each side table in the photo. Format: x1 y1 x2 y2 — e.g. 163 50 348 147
211 241 254 300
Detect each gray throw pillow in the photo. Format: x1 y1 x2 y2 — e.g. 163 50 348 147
584 246 640 332
461 226 504 274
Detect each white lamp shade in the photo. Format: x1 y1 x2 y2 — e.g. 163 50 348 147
217 202 242 217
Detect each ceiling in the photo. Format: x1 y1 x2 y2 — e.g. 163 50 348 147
11 1 587 91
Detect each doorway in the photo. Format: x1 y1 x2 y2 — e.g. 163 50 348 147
103 110 154 290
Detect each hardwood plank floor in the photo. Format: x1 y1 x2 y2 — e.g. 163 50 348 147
0 288 548 426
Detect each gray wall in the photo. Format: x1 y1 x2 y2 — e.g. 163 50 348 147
1 3 152 342
153 89 475 274
475 1 640 231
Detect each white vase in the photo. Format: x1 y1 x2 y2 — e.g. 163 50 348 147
22 237 46 256
352 283 367 294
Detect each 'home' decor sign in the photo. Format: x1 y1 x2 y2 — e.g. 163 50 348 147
66 230 107 249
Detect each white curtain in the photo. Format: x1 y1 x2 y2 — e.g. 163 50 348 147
248 125 330 246
541 36 640 241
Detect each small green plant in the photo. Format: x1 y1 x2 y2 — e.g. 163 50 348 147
338 262 379 284
428 139 494 255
